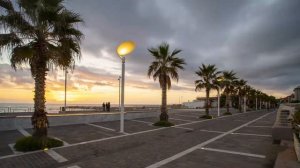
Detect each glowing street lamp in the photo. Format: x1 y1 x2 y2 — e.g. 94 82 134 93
116 41 135 133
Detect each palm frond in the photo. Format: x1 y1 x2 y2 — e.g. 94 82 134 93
0 33 22 52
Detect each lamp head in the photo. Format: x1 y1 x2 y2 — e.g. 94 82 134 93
117 41 136 57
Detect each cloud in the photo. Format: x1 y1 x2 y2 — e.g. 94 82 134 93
1 0 300 102
64 0 300 96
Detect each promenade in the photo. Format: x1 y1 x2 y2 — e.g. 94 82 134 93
0 109 278 168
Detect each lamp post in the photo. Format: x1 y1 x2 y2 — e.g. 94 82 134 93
118 76 121 110
116 41 135 133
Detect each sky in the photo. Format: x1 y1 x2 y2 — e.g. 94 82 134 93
0 0 300 105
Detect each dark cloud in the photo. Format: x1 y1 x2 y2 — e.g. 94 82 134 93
1 0 299 98
65 0 300 96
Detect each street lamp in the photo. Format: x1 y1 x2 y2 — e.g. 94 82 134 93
118 76 121 110
116 41 136 133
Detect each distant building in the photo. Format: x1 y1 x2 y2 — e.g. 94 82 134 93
182 97 217 109
294 86 300 101
281 94 294 103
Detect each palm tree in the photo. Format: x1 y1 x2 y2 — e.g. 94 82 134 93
243 85 253 112
195 64 221 117
235 79 247 112
222 71 237 113
148 43 185 123
0 0 83 137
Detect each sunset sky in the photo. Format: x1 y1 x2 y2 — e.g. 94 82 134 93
1 0 300 105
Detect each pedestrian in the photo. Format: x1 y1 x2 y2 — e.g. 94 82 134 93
105 102 108 112
108 102 111 112
102 102 106 112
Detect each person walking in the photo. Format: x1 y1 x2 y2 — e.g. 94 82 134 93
102 102 106 112
107 102 111 112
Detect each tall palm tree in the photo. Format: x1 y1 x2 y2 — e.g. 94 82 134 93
243 85 253 112
235 79 247 112
0 0 83 137
222 71 237 113
195 64 221 116
148 43 185 122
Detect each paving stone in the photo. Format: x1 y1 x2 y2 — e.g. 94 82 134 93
161 149 272 168
206 134 275 156
235 126 272 135
0 152 57 168
93 120 156 133
0 130 24 156
26 124 120 144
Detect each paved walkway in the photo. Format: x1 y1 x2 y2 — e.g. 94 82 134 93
0 109 279 168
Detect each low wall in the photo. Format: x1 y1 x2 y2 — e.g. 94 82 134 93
0 111 159 131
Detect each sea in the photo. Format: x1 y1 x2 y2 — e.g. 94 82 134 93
0 103 159 113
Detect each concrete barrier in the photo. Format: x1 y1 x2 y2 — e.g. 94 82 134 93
272 105 294 143
0 111 160 131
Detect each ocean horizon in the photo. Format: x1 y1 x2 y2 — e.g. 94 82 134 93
0 103 160 113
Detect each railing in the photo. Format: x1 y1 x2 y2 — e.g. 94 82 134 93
0 107 33 113
60 106 160 113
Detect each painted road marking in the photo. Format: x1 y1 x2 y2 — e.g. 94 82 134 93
8 143 22 154
200 147 266 158
173 126 194 131
145 112 271 168
199 129 225 134
246 125 272 128
17 128 31 136
231 132 272 137
67 165 81 168
174 114 198 119
0 110 269 160
53 137 70 146
45 149 68 163
86 123 116 132
130 119 153 125
169 117 194 122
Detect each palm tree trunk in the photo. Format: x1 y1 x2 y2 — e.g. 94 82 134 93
31 57 48 137
238 96 242 112
226 93 229 113
160 76 168 121
205 88 210 116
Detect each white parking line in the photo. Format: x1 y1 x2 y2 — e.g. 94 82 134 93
199 129 225 134
67 165 81 168
169 118 195 122
246 125 272 128
231 132 272 137
199 147 266 158
45 149 68 163
145 112 271 168
8 144 22 154
173 127 194 131
174 114 198 119
17 128 31 136
130 119 153 125
53 137 70 146
86 123 116 132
